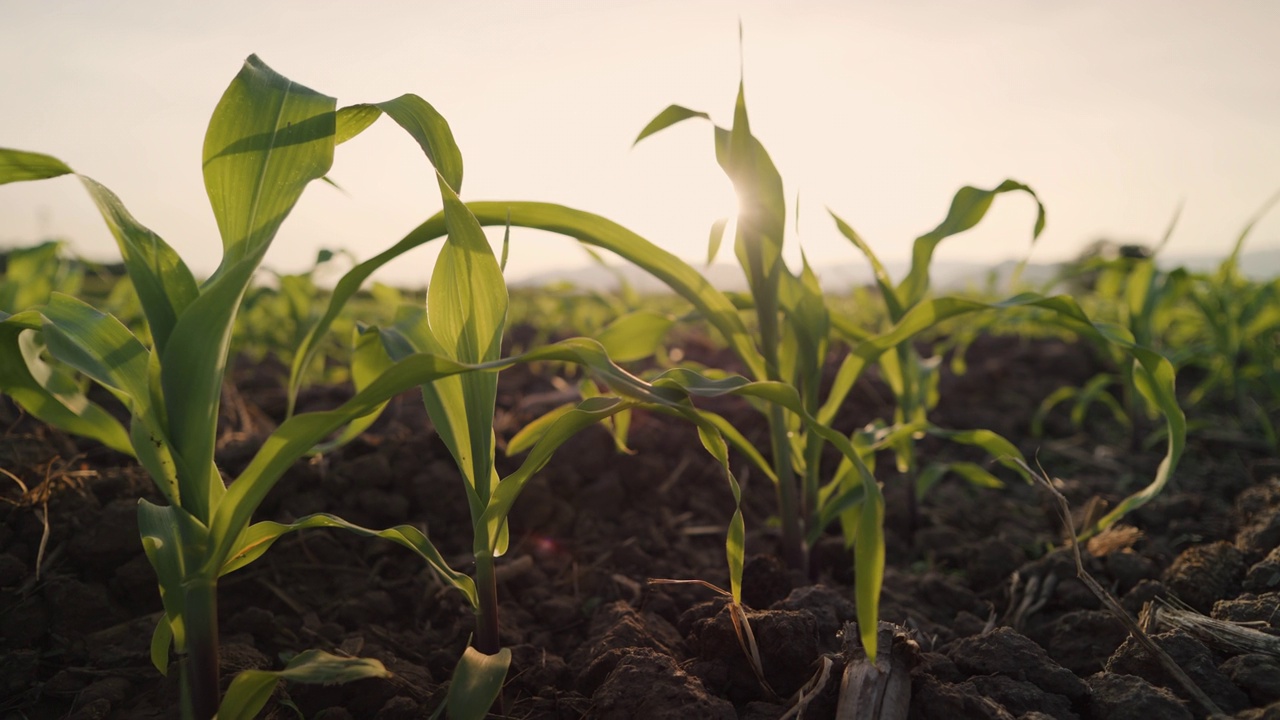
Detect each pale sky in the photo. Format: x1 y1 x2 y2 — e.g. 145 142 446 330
2 1 1278 288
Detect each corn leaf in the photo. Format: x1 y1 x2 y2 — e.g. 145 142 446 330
925 427 1028 479
222 514 477 606
0 150 198 351
202 55 336 271
218 650 389 720
707 218 729 265
78 177 198 351
0 147 73 183
830 211 904 321
0 242 79 313
36 295 155 423
778 256 829 398
633 105 711 145
159 55 337 523
854 489 885 656
896 180 1045 309
432 171 506 507
335 104 382 144
1220 189 1280 280
446 647 512 720
506 403 573 456
594 310 675 363
308 325 396 454
428 167 506 342
377 95 464 192
0 314 132 454
137 500 193 671
721 84 786 334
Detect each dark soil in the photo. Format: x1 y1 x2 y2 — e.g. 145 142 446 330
3 333 1280 719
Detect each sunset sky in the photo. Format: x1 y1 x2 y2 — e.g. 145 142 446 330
2 1 1278 287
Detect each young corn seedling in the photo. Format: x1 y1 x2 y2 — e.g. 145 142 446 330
1035 212 1189 449
1178 191 1280 445
0 55 613 719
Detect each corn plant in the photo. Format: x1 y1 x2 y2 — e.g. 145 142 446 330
1035 215 1189 447
0 55 626 719
1177 192 1280 444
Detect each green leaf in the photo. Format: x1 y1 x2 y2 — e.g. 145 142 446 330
219 650 389 720
0 315 132 455
722 83 786 330
809 481 867 545
309 326 395 454
336 104 382 145
0 241 79 312
429 176 507 365
137 500 191 669
222 514 477 606
778 256 829 397
943 462 1007 490
707 218 729 265
925 427 1027 480
427 174 508 508
0 147 73 184
594 310 675 363
202 55 336 270
1219 188 1280 280
830 210 903 320
0 149 197 352
149 616 174 677
633 105 711 145
77 177 199 351
896 180 1045 309
37 295 154 421
855 487 885 660
446 647 511 720
376 95 464 193
162 55 337 523
506 403 573 456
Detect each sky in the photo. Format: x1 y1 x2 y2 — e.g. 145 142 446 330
2 1 1279 288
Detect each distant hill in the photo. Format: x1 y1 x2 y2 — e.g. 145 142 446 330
511 247 1280 294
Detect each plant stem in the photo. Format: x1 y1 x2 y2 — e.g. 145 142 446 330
473 552 501 656
769 405 806 573
180 577 221 720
